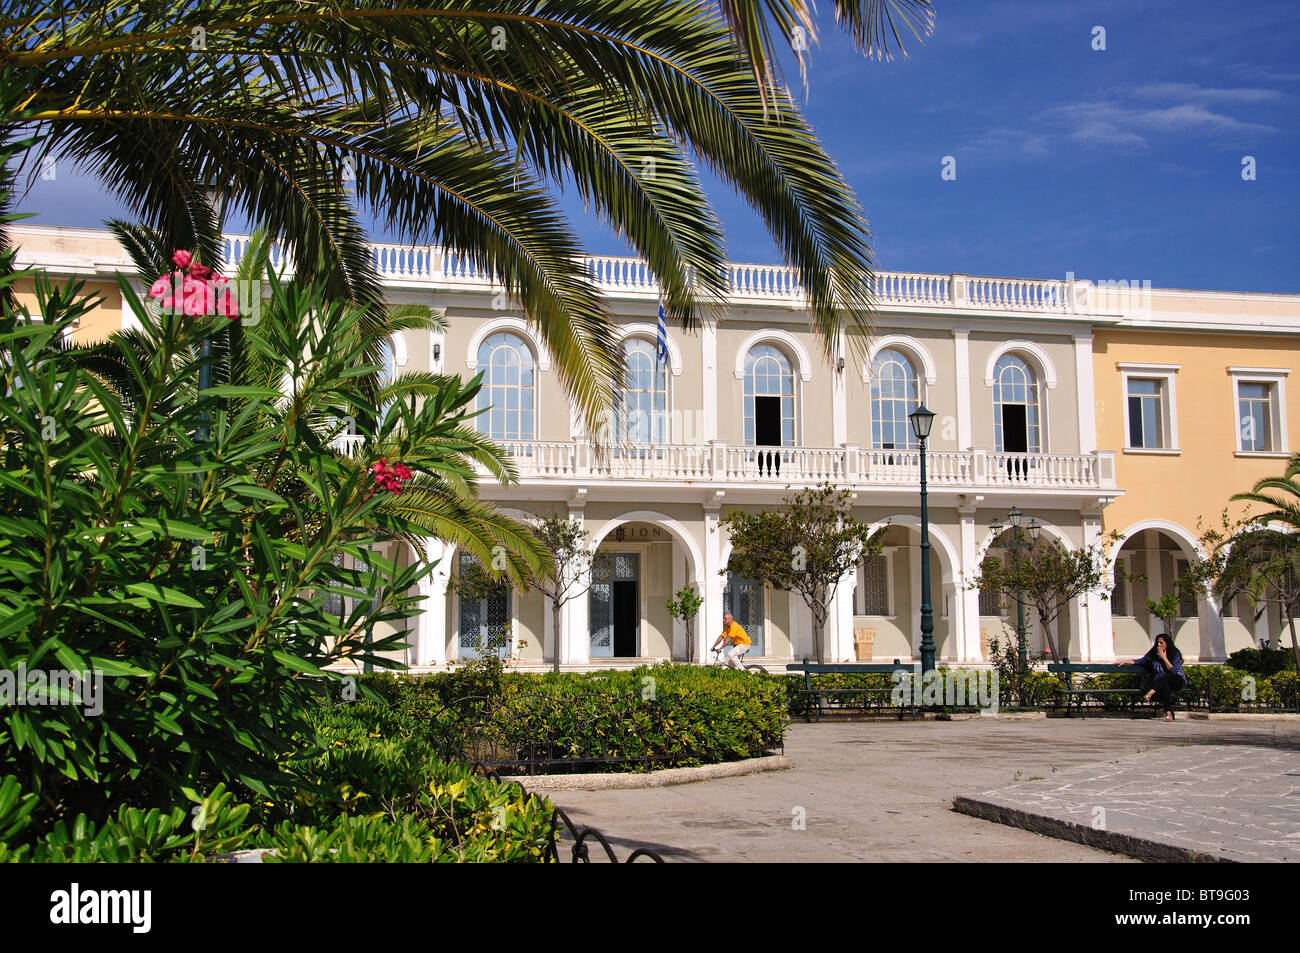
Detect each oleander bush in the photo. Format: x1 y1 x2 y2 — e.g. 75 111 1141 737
1226 647 1296 676
360 663 788 770
0 209 551 860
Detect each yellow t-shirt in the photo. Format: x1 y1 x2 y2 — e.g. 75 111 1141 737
723 621 751 646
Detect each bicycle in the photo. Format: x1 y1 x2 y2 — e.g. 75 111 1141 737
709 648 768 675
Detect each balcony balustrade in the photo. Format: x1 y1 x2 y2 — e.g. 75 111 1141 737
220 235 1086 315
480 440 1116 491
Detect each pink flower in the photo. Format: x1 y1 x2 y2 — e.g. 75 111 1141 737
147 275 174 299
149 252 240 318
217 288 239 318
370 458 413 494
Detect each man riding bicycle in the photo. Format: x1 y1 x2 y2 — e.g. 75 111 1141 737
711 611 752 670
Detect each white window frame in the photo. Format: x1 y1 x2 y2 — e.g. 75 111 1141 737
1229 367 1289 457
856 548 897 618
1118 363 1179 453
1111 555 1133 618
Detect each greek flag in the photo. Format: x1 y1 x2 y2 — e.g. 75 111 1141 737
656 302 670 367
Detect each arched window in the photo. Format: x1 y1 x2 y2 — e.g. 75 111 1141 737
476 332 535 441
615 338 667 444
744 343 795 448
993 353 1040 453
871 348 919 450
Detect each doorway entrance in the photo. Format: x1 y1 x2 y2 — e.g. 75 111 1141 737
590 551 640 658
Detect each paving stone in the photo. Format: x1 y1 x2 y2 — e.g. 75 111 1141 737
551 718 1300 863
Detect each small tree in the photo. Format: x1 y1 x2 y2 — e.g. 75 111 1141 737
971 537 1114 662
721 483 882 663
665 585 705 662
526 514 594 673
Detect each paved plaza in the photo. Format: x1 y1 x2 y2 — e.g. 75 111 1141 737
552 716 1300 862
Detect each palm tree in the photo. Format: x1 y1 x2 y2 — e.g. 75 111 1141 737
3 0 933 423
1231 456 1300 529
1213 528 1300 673
69 223 549 584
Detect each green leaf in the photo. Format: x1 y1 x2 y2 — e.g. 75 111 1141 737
124 583 205 609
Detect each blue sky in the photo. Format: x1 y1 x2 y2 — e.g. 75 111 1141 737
13 0 1299 293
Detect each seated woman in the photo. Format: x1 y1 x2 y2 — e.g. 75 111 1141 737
1131 634 1186 722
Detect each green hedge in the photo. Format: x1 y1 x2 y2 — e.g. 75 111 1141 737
1073 666 1298 711
776 669 1061 713
775 664 1300 714
362 663 788 770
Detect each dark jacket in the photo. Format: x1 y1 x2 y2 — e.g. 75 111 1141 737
1138 641 1185 681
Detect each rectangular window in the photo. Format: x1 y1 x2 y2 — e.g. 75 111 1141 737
861 555 890 615
1238 381 1274 452
1118 364 1179 452
1126 378 1164 449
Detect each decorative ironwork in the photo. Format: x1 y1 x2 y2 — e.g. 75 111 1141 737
861 555 890 616
473 766 665 863
723 573 764 655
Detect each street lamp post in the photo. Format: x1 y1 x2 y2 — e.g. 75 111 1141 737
989 507 1040 672
909 404 937 676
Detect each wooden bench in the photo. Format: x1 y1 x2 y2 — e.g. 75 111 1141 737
785 658 917 722
1046 659 1183 719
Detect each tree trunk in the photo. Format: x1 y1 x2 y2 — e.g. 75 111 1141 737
552 596 563 674
1038 606 1061 662
685 618 695 665
1287 610 1300 679
810 601 826 663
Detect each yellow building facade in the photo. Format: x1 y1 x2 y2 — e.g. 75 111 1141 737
1094 286 1300 661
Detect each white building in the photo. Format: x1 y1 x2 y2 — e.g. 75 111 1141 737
18 225 1300 668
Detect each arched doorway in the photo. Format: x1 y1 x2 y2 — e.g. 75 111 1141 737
1109 521 1219 661
586 514 705 662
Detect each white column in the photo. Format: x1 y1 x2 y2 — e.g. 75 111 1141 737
1081 511 1114 661
702 322 718 444
1200 596 1226 662
121 289 144 332
1074 333 1096 453
702 500 725 664
562 502 589 666
957 504 982 662
953 329 972 450
1253 603 1271 649
415 538 451 667
831 569 855 661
